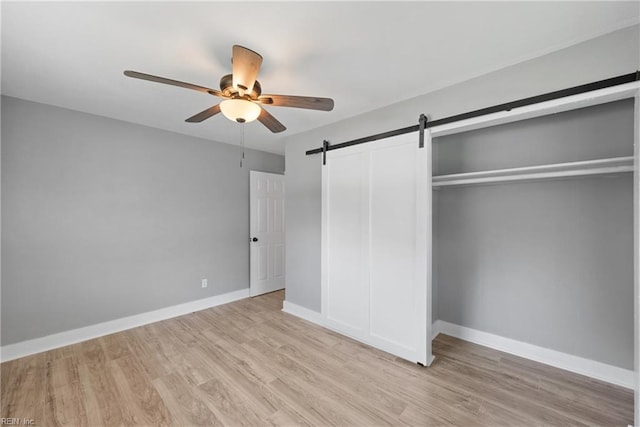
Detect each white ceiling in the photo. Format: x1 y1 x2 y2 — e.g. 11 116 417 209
2 1 638 154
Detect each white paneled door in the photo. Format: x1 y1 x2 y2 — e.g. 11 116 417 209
322 133 433 365
250 171 285 297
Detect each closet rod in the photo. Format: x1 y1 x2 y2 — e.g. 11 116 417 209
306 71 640 156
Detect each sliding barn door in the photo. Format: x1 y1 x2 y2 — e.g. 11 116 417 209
322 132 433 365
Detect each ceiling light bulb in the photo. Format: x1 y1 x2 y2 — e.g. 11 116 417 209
220 99 261 123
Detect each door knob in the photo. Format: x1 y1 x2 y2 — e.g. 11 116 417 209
252 237 258 242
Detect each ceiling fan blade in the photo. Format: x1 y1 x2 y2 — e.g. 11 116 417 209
257 94 334 111
124 70 223 97
185 104 221 123
232 45 263 94
257 107 286 133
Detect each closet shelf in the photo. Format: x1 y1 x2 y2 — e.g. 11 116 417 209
432 156 634 187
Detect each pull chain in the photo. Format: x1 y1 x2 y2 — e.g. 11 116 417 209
240 124 245 168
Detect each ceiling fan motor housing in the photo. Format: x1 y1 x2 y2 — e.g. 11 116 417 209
219 74 262 99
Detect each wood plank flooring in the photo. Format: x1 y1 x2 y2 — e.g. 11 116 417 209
1 290 634 426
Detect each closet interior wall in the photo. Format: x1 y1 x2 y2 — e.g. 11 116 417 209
432 99 634 370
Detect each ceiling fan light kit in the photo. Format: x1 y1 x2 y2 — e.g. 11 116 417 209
124 45 334 133
220 98 261 123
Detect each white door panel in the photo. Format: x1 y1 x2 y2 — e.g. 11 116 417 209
370 144 418 351
326 154 369 333
322 133 432 365
250 171 285 297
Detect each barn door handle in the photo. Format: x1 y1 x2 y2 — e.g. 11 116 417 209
251 237 258 242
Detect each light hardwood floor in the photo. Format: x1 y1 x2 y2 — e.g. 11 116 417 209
1 290 634 426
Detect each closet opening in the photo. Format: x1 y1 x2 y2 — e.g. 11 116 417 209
432 98 634 384
428 89 639 425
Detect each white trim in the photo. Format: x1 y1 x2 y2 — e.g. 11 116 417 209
281 305 632 388
1 288 250 362
433 320 635 390
284 300 430 364
422 129 434 366
634 93 640 426
433 156 634 187
431 319 443 340
282 300 324 324
434 156 634 181
430 82 640 138
433 166 633 187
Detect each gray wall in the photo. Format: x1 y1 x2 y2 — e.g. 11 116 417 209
433 99 634 175
434 100 634 369
284 25 638 366
1 96 284 345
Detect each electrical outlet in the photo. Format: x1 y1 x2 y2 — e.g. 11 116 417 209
201 279 208 288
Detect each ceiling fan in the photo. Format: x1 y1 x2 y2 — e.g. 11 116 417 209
124 45 334 133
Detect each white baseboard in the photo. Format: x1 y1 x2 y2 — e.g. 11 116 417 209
281 305 634 389
1 288 250 362
433 320 635 390
284 300 432 364
4 293 634 391
282 300 324 324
